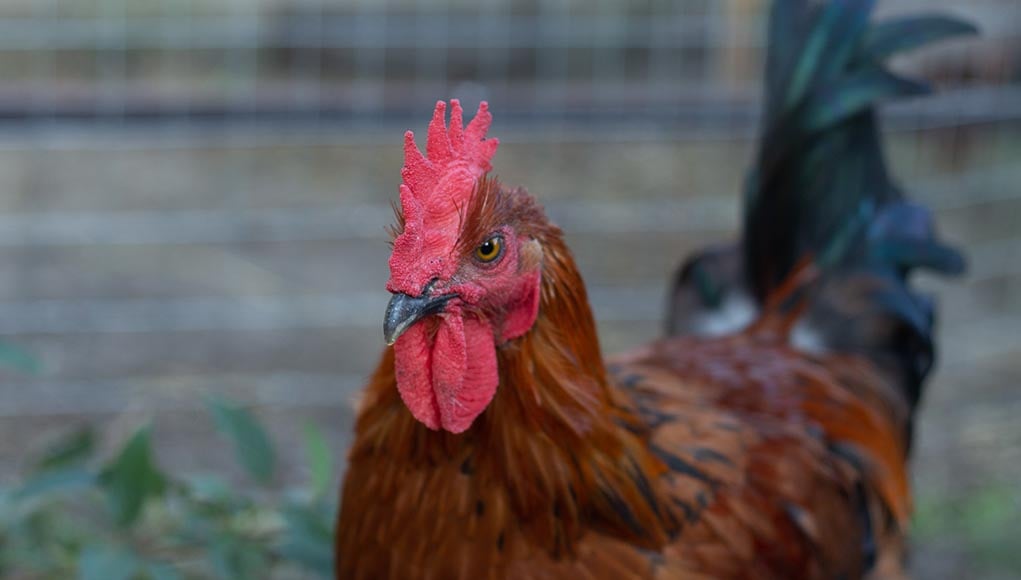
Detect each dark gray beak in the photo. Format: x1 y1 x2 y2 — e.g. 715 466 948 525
383 290 454 345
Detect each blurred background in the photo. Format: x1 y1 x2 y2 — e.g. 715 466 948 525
0 0 1017 577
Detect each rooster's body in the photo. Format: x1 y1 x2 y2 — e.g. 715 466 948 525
337 1 973 578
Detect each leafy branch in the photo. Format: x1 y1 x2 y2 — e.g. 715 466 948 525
0 398 335 579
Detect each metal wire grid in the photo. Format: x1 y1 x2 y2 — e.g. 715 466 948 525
0 0 1015 128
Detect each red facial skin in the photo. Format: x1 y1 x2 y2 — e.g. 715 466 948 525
386 101 541 433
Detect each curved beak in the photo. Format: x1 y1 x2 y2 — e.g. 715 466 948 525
383 290 455 345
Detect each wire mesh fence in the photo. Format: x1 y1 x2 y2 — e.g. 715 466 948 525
0 0 1016 130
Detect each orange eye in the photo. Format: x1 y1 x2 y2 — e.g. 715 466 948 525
474 235 503 263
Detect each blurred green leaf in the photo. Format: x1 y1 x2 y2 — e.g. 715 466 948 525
207 397 276 485
0 341 42 375
0 509 73 572
0 402 341 579
185 474 233 502
143 561 181 580
210 535 270 580
14 468 95 502
78 544 139 580
302 423 333 499
278 502 334 576
99 426 168 526
35 427 97 473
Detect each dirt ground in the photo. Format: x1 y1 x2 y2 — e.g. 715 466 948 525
0 121 1018 577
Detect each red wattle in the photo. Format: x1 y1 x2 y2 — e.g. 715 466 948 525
393 306 498 433
393 322 441 430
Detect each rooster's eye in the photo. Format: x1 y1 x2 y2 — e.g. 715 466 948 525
474 235 504 263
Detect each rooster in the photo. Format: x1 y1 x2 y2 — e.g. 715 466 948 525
336 1 974 578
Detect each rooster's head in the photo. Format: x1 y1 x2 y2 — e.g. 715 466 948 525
384 100 544 433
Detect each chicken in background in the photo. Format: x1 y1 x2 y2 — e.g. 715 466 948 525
336 1 974 578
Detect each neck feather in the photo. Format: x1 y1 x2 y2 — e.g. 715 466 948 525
356 203 676 553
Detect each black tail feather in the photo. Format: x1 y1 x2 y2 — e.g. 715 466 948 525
668 0 975 419
742 0 973 300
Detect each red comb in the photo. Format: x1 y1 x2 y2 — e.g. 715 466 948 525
388 100 500 296
400 100 498 216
